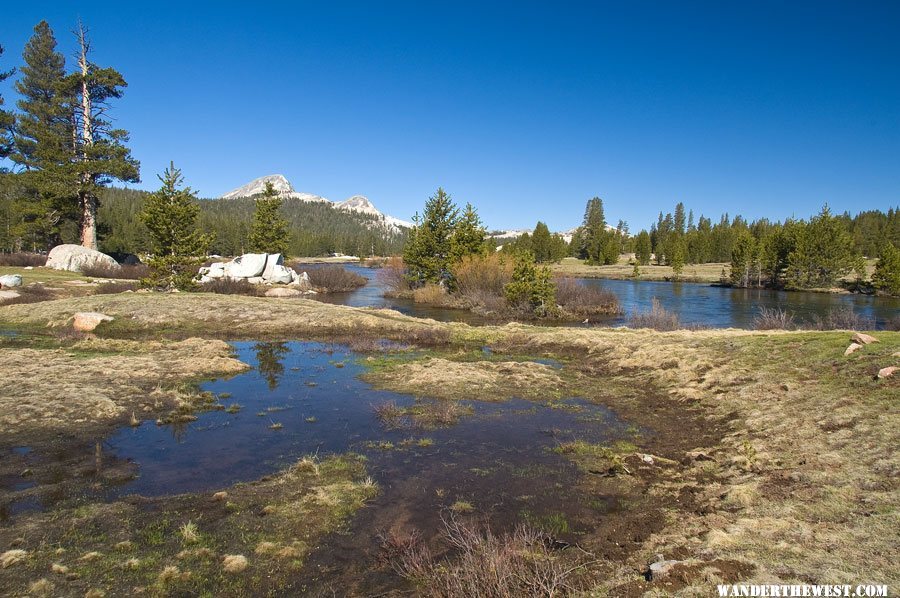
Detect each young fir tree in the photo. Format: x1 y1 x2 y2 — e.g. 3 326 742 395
531 221 553 263
504 251 556 317
669 236 686 279
872 243 900 296
580 197 606 263
449 202 486 263
730 231 757 287
140 163 210 290
10 21 78 248
634 230 652 265
71 22 140 250
403 187 459 286
248 182 289 256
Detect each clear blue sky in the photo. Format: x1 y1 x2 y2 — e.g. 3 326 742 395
2 1 898 231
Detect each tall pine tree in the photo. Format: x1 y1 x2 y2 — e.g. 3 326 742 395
10 21 77 248
72 22 140 249
449 202 486 263
0 44 14 161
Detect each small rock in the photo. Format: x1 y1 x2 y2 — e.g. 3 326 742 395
877 366 897 380
851 332 879 345
212 491 228 501
73 312 114 332
0 290 20 301
0 274 23 288
844 343 863 356
646 554 682 580
247 276 265 285
264 287 302 298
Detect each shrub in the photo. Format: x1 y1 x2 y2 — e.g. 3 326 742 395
82 262 151 280
377 256 410 294
304 265 367 292
386 514 588 597
0 252 46 267
504 252 556 317
199 278 263 296
554 276 620 317
412 283 450 305
806 306 875 331
629 298 681 331
753 307 797 330
453 253 513 309
0 284 55 305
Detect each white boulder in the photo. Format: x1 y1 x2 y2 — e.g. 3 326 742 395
265 265 294 284
262 253 284 279
0 274 23 288
46 244 120 274
224 253 267 278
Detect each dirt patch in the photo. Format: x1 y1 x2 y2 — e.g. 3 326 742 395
0 454 377 597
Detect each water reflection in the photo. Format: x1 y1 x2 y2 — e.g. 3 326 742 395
253 341 290 389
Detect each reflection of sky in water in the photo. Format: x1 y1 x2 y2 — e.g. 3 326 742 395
105 341 632 500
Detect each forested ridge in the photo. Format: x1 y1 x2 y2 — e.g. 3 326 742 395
96 187 407 258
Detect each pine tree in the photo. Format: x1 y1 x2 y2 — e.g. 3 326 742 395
730 231 757 287
872 243 900 296
669 237 685 279
449 202 486 263
140 163 210 290
786 205 857 288
72 22 140 249
531 221 552 263
10 21 78 248
504 251 556 317
674 202 686 235
634 230 652 265
403 187 459 286
579 197 606 263
0 44 14 161
248 182 289 256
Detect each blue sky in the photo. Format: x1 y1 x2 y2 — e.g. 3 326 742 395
2 1 898 231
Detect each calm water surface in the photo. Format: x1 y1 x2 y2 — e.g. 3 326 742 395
315 265 899 329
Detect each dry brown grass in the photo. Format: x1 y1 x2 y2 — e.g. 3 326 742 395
365 357 564 402
552 257 729 282
82 262 150 280
0 337 248 440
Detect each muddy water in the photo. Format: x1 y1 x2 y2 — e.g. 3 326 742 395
90 341 630 591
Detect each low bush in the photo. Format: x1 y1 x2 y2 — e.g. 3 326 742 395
629 298 681 331
412 284 450 305
304 265 367 293
378 256 410 294
806 306 876 331
198 278 263 296
385 514 588 597
454 253 513 302
0 284 55 305
753 307 797 330
554 276 620 317
82 262 151 280
0 252 46 267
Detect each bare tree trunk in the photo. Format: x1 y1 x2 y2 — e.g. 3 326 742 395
76 22 97 250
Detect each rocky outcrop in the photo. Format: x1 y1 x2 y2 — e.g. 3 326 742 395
877 366 897 380
0 274 22 288
73 312 114 332
198 253 314 290
46 244 120 274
